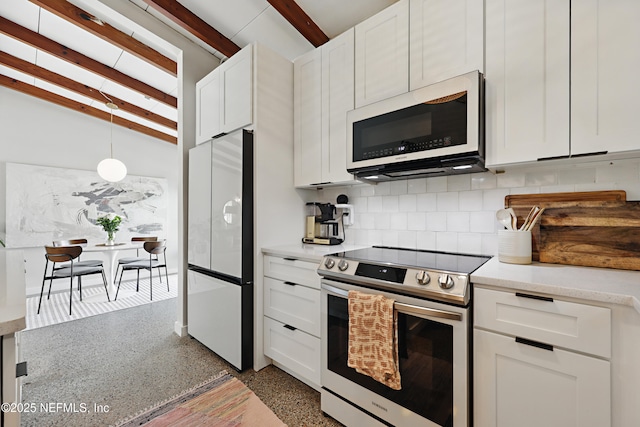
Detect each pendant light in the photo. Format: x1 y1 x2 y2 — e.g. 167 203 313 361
97 99 127 182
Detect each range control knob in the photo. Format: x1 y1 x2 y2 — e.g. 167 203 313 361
416 270 431 285
438 274 455 289
324 258 335 269
338 259 349 271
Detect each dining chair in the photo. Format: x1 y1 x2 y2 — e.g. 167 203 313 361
49 238 103 298
114 236 158 279
38 245 111 315
115 240 169 301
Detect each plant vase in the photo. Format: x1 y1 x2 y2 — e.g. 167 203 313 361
97 215 122 246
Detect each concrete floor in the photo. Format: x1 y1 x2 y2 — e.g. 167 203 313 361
20 298 343 426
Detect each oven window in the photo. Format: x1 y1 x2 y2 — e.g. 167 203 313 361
327 294 454 427
352 94 467 162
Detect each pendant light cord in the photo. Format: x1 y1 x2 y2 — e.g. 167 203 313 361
100 90 118 160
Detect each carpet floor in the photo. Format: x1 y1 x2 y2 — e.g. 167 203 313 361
19 297 343 427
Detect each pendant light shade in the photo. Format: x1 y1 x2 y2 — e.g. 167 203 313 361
97 158 127 182
97 99 127 182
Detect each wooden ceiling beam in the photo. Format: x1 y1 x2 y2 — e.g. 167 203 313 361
0 74 177 144
29 0 177 76
0 51 177 130
0 16 177 108
143 0 241 58
267 0 329 47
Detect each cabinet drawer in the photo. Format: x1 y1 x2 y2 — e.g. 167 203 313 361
263 316 321 387
264 277 320 336
474 329 610 427
475 287 611 358
263 255 320 289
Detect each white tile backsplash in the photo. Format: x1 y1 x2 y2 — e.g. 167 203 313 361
398 194 417 212
382 195 399 213
437 192 459 211
309 158 640 256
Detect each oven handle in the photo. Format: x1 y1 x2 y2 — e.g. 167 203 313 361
322 283 463 322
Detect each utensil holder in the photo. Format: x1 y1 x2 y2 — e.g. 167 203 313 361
498 230 532 264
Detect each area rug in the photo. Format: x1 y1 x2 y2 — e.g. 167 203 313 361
25 274 178 330
113 370 287 427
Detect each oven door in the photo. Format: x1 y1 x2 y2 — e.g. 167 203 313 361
321 279 469 427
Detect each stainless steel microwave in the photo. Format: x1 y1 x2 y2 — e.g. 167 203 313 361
347 70 484 181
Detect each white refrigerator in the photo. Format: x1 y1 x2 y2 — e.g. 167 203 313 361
187 129 253 371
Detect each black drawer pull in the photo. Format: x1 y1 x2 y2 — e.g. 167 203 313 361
284 281 297 286
283 324 297 331
516 337 553 352
516 292 553 302
283 257 297 261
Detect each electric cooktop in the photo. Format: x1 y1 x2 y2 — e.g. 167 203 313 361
317 246 492 305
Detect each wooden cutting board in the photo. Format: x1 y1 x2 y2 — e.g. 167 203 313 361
539 202 640 270
504 190 627 262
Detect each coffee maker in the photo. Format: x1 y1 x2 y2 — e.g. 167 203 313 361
303 202 343 245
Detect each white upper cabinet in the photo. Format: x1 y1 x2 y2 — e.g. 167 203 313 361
294 29 355 187
485 0 570 167
409 0 483 90
571 0 640 156
196 71 221 145
196 45 253 144
294 48 323 186
321 28 356 185
354 0 409 108
220 45 253 134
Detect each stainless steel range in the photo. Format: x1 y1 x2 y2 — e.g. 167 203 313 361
318 246 491 427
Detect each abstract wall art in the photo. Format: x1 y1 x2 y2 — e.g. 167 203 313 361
5 162 168 247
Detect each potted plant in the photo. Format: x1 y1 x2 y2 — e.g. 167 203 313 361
96 215 122 245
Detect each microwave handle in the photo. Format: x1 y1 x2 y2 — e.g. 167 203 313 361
322 282 462 322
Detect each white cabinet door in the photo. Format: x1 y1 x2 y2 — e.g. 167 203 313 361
321 28 355 185
409 0 483 90
354 0 409 108
264 277 320 336
263 316 321 387
571 0 640 156
187 142 212 268
293 48 322 186
195 70 221 144
474 329 611 427
485 0 570 167
220 45 252 134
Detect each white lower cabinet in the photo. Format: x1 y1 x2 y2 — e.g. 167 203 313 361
263 316 321 387
474 287 611 427
263 254 321 389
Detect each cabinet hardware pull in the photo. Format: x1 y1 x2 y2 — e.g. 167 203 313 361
284 281 297 286
283 257 297 261
516 292 553 302
283 324 297 331
212 132 227 139
516 337 553 351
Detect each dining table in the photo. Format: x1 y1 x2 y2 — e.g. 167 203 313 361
81 242 143 302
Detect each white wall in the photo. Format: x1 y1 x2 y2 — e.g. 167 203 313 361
0 87 178 295
312 158 640 255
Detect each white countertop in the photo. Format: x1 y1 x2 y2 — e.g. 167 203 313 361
261 243 370 263
472 257 640 313
0 249 26 336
